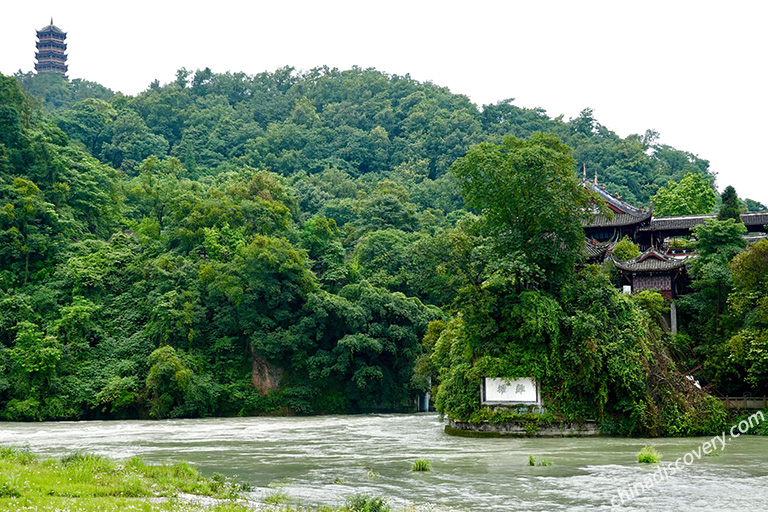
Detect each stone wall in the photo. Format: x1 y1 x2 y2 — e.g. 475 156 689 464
446 419 600 437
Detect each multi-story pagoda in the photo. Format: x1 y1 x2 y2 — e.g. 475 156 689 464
35 19 68 77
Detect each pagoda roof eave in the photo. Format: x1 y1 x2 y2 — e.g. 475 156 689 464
612 247 688 272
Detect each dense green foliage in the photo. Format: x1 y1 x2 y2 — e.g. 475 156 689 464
16 67 732 207
653 172 717 216
451 133 593 291
677 229 768 396
431 137 727 437
1 72 445 419
673 218 759 395
2 66 765 425
14 71 114 112
611 236 640 261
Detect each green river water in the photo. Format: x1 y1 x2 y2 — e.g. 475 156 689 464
1 414 767 511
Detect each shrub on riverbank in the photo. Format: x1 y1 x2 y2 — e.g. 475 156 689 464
728 409 768 435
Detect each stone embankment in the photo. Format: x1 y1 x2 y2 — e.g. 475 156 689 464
446 419 600 437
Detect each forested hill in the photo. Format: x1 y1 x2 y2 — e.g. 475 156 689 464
0 68 762 424
17 66 744 209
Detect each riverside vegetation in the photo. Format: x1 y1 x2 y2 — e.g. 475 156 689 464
1 68 767 436
637 446 662 464
0 445 250 511
0 445 398 511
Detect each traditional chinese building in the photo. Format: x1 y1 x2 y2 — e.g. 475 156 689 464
582 178 768 253
612 248 688 300
35 19 68 77
581 177 766 317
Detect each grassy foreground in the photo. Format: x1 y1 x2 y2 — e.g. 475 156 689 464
0 445 250 511
0 446 396 512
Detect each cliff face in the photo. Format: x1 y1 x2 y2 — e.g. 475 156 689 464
251 348 283 395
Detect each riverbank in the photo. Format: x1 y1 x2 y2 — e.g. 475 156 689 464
0 445 253 511
0 445 401 512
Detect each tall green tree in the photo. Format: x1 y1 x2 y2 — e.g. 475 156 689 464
717 185 742 221
677 219 748 392
0 178 59 283
726 240 768 391
53 98 116 155
450 132 592 291
653 172 717 216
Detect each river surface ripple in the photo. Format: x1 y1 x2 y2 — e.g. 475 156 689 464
1 414 767 511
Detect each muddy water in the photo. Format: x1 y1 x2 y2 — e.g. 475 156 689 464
2 414 767 511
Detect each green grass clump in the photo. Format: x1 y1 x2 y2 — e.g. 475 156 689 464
0 482 22 498
0 446 36 465
345 493 390 512
637 445 662 463
263 481 290 505
528 455 553 466
411 459 431 472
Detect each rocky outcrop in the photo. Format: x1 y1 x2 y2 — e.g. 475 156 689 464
250 348 283 395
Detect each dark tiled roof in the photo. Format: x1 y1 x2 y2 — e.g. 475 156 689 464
584 210 653 228
582 180 653 228
743 212 768 230
613 247 688 272
37 19 66 36
639 212 768 232
640 215 713 231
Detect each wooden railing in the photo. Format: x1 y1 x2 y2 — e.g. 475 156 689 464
721 397 768 410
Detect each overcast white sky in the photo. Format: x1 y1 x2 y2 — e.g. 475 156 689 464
3 1 767 205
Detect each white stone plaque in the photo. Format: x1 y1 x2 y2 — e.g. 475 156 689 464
482 377 540 405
